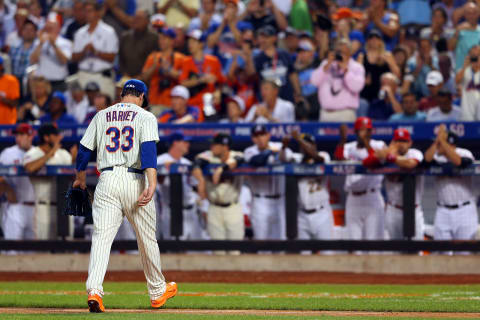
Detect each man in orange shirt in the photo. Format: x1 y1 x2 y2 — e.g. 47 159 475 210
0 57 20 124
179 29 225 110
141 28 185 116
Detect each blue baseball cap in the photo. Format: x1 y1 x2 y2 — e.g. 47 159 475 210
122 79 149 108
162 27 177 39
169 131 192 143
237 21 253 32
52 91 66 105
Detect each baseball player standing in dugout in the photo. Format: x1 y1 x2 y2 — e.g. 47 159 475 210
363 128 425 240
72 79 177 312
424 124 478 249
335 117 386 241
290 131 334 242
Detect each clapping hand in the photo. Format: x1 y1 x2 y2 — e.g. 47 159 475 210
436 124 448 142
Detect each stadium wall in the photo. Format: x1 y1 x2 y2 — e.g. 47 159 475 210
1 253 479 274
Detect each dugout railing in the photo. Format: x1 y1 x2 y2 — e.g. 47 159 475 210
0 163 480 253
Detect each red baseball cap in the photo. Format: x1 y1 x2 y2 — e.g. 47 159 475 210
332 7 363 20
13 123 34 135
354 117 372 131
393 128 411 142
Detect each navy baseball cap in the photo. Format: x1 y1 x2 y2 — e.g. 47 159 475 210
52 91 66 105
258 25 276 37
211 132 232 146
367 28 382 39
38 123 59 137
85 81 100 92
122 79 149 108
169 131 192 142
251 124 268 136
162 27 177 39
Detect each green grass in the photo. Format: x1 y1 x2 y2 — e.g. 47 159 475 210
0 282 479 319
1 282 480 312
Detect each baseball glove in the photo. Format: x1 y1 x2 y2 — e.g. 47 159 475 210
64 186 92 217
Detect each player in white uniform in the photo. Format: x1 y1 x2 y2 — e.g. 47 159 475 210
0 124 36 247
193 133 245 254
157 132 202 240
335 117 386 240
424 126 478 247
244 124 294 240
23 124 73 240
366 129 425 240
291 131 333 240
72 80 177 312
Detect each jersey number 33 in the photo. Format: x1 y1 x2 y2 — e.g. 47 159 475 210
106 126 134 152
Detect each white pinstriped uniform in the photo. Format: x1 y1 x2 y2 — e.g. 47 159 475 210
23 146 72 239
433 148 478 241
244 142 294 240
81 102 166 300
156 153 202 240
293 152 334 240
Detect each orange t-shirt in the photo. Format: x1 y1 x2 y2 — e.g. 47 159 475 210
142 51 185 106
0 74 20 124
178 54 225 108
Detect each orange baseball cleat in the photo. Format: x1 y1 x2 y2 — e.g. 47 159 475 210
151 282 178 308
87 294 105 313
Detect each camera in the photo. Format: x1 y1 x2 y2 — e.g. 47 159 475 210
335 51 343 62
157 66 172 90
158 78 171 90
471 56 478 63
187 71 207 97
315 14 333 31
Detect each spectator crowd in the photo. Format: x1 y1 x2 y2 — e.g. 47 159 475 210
0 0 478 125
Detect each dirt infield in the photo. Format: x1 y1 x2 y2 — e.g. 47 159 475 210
1 308 479 318
1 271 480 284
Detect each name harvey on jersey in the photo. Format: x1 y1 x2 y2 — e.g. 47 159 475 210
106 110 139 122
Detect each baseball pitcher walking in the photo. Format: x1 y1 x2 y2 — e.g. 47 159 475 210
73 79 177 313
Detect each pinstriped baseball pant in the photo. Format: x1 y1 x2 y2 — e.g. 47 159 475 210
86 167 166 300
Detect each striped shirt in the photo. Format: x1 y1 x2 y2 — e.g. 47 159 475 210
10 40 37 79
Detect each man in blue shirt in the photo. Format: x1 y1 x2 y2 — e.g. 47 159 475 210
40 91 78 125
248 25 302 103
158 85 200 123
389 92 427 122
